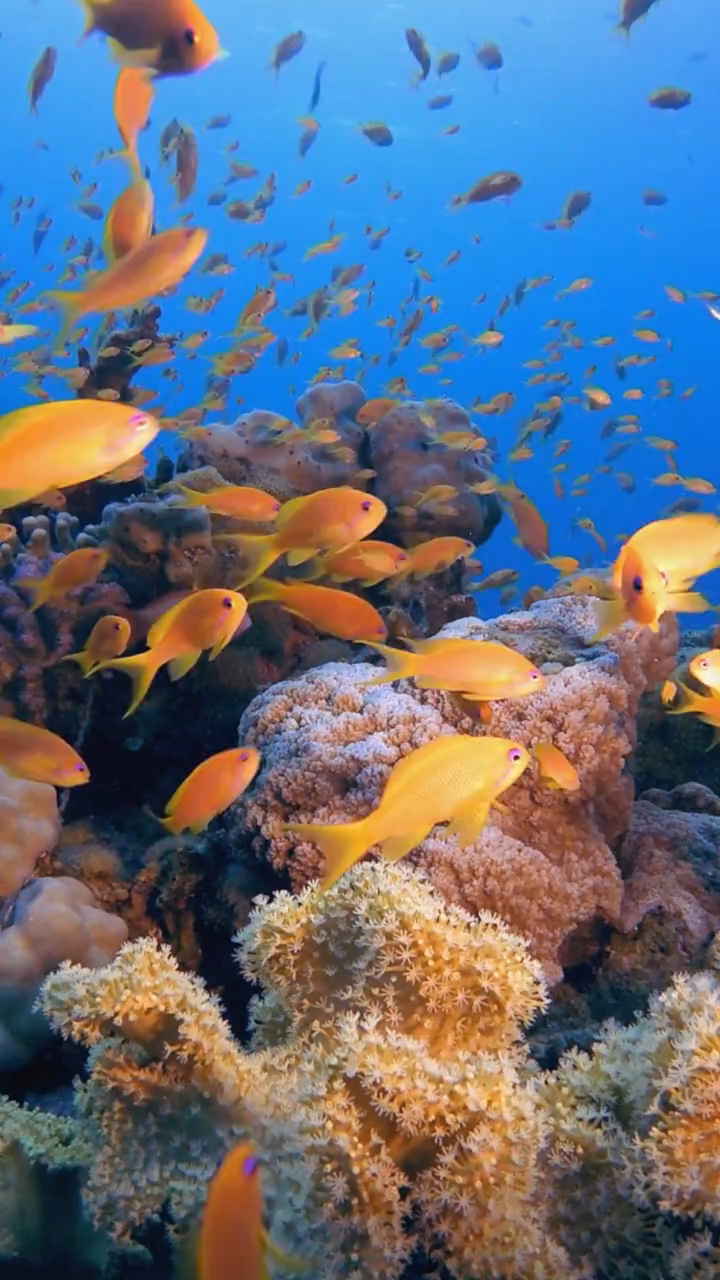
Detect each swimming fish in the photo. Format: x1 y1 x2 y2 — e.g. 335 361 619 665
170 482 281 522
0 324 40 346
593 514 720 638
46 227 207 340
616 0 660 35
29 46 57 113
689 650 720 696
0 717 90 788
362 636 544 708
78 0 224 77
245 578 387 642
532 742 580 791
0 400 160 510
113 66 154 176
283 734 530 891
218 487 386 588
665 681 720 749
15 548 110 612
103 179 155 263
389 537 475 580
306 540 409 586
198 1142 302 1280
64 615 132 675
269 30 306 75
156 746 261 834
94 588 248 716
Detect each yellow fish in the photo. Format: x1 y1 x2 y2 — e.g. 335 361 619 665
283 734 530 891
0 717 90 788
0 399 159 509
245 578 387 642
156 746 261 835
64 614 131 675
363 635 544 706
95 588 248 716
16 547 110 612
218 487 387 588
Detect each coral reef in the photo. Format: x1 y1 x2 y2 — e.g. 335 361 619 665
39 863 587 1279
0 876 128 1070
0 765 59 898
231 595 677 979
181 381 501 548
543 937 720 1278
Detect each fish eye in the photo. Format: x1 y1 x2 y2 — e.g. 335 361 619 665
242 1155 259 1177
699 658 710 668
130 412 148 428
222 596 234 609
508 747 523 762
631 575 643 593
239 750 249 761
361 500 372 511
528 670 541 681
75 762 88 773
112 621 122 631
183 27 197 46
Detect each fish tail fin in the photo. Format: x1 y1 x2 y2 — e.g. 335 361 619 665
43 290 81 351
215 533 279 588
591 595 628 641
282 818 373 892
96 650 163 718
361 641 418 684
13 577 46 611
76 0 98 41
63 649 95 676
666 682 707 717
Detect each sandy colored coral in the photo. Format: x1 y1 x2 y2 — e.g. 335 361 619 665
0 764 59 897
232 596 677 979
0 876 128 1070
542 945 720 1277
0 1095 99 1264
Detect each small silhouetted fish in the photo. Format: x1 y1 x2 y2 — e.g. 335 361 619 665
643 189 668 206
563 190 592 220
160 117 182 163
29 46 57 113
406 28 431 80
516 15 533 26
309 60 326 111
77 202 104 221
174 125 198 203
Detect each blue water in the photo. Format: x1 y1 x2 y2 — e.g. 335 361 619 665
3 0 718 601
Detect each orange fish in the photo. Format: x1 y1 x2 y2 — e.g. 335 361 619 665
64 615 132 675
103 179 155 263
0 717 89 788
15 547 110 612
94 588 248 716
307 540 409 585
113 67 154 176
363 635 544 706
245 578 387 642
532 742 580 791
199 1142 302 1280
218 487 387 588
46 227 207 339
0 400 160 509
157 746 261 834
170 482 281 522
79 0 225 76
390 536 475 580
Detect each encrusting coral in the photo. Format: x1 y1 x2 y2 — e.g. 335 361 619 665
0 764 59 898
37 862 591 1279
231 594 678 980
0 876 128 1071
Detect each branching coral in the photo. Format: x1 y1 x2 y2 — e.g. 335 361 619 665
232 595 677 979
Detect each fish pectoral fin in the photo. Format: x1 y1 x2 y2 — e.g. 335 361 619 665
107 38 162 69
380 825 433 862
590 595 627 641
670 590 711 614
445 795 492 847
166 650 201 682
285 547 317 567
491 799 510 815
261 1228 310 1273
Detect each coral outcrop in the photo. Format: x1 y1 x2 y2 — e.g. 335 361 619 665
231 595 677 979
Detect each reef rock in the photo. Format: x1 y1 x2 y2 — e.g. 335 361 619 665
229 596 677 982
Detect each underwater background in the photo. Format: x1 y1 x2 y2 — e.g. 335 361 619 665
3 1 720 1278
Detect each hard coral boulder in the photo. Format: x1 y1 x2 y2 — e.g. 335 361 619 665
230 596 677 981
0 765 59 898
368 397 501 547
